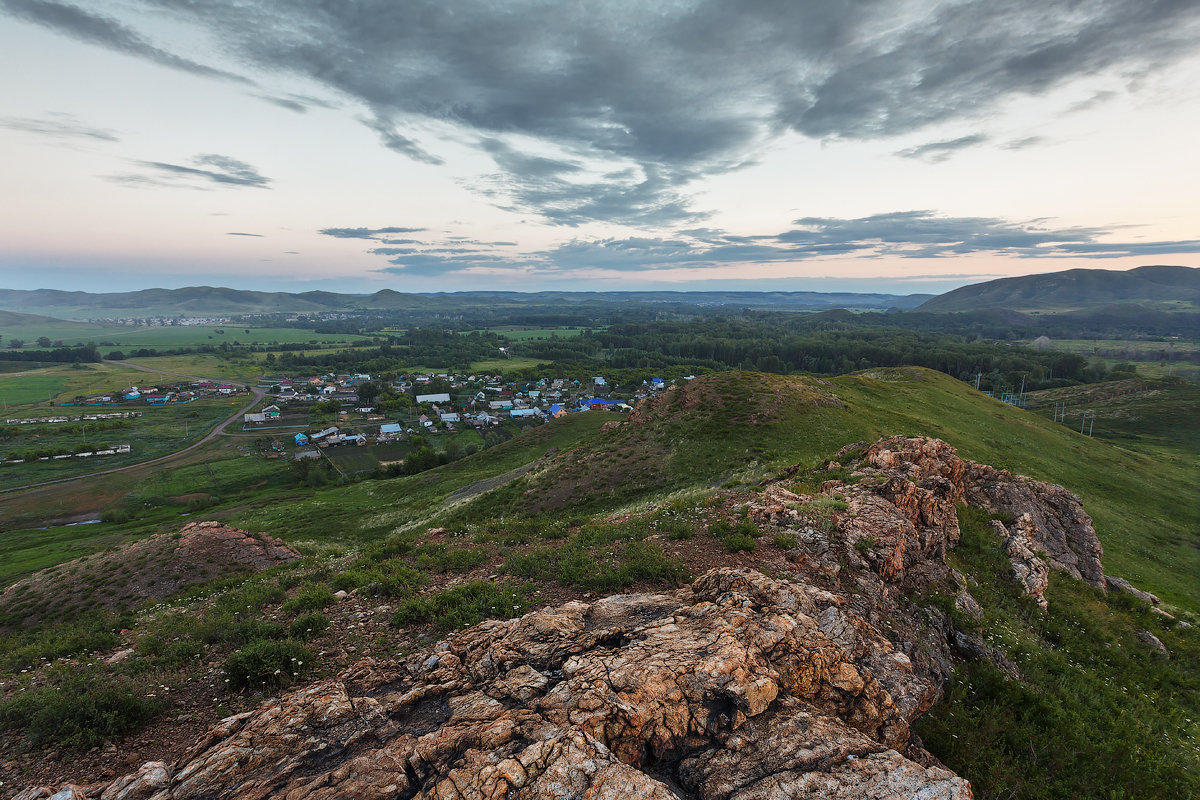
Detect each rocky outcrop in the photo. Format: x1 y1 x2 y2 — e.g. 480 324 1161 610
989 517 1050 611
170 521 298 570
1105 576 1161 606
17 569 971 800
963 464 1104 588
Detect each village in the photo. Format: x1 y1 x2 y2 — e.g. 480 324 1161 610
243 371 678 471
0 368 681 477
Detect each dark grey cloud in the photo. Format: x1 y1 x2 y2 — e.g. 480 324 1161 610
37 0 1200 225
0 0 250 84
379 211 1200 276
0 112 118 142
107 154 271 189
255 92 338 114
227 231 263 237
895 134 988 163
319 226 426 240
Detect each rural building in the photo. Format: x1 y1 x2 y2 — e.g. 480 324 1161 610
416 392 451 404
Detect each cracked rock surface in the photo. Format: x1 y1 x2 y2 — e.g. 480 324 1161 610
13 569 971 800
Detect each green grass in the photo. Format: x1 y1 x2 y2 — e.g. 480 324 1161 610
119 353 265 384
0 362 146 410
0 322 370 351
916 505 1200 800
470 357 543 372
0 525 136 587
391 580 532 631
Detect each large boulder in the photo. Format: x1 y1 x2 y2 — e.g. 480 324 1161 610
24 569 971 800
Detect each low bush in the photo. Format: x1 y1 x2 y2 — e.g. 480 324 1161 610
332 560 426 598
392 581 531 631
288 612 329 640
223 639 314 691
0 674 162 750
280 585 337 615
722 533 757 553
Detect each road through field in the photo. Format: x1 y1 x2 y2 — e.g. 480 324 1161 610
0 364 266 495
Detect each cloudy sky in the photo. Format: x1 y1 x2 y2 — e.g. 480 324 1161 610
2 0 1199 295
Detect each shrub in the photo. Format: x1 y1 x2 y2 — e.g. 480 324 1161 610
280 585 337 615
0 674 162 750
133 637 205 671
708 518 732 537
332 560 426 598
722 533 757 553
213 581 286 616
288 612 329 640
221 619 289 646
392 581 531 631
0 615 123 671
413 545 489 574
223 639 314 691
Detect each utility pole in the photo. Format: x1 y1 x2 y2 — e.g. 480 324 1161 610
975 373 982 391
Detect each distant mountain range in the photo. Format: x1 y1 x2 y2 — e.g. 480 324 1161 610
0 287 930 320
1 265 1197 320
917 265 1200 313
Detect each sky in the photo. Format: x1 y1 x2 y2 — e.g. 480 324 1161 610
1 0 1199 296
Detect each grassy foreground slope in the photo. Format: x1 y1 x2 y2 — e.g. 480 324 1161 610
387 368 1195 608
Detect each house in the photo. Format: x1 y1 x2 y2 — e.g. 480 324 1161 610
379 423 402 436
489 400 513 410
475 412 500 425
510 408 542 418
439 412 461 423
294 433 310 445
419 414 433 428
549 404 566 418
310 426 339 441
416 392 451 404
586 398 628 410
343 433 367 445
244 412 266 424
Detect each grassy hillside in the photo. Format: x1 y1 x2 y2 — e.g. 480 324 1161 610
918 265 1200 313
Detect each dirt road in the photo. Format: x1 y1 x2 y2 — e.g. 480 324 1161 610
0 372 266 495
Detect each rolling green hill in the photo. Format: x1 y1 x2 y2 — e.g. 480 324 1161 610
214 368 1198 609
918 264 1200 313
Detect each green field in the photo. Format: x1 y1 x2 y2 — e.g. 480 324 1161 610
121 353 265 384
1037 338 1200 380
0 398 238 491
470 357 542 372
0 362 146 410
0 322 371 351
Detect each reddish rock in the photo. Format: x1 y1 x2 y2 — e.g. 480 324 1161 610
27 569 970 800
964 464 1104 588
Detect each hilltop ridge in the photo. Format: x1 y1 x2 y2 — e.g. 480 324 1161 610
917 265 1200 313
